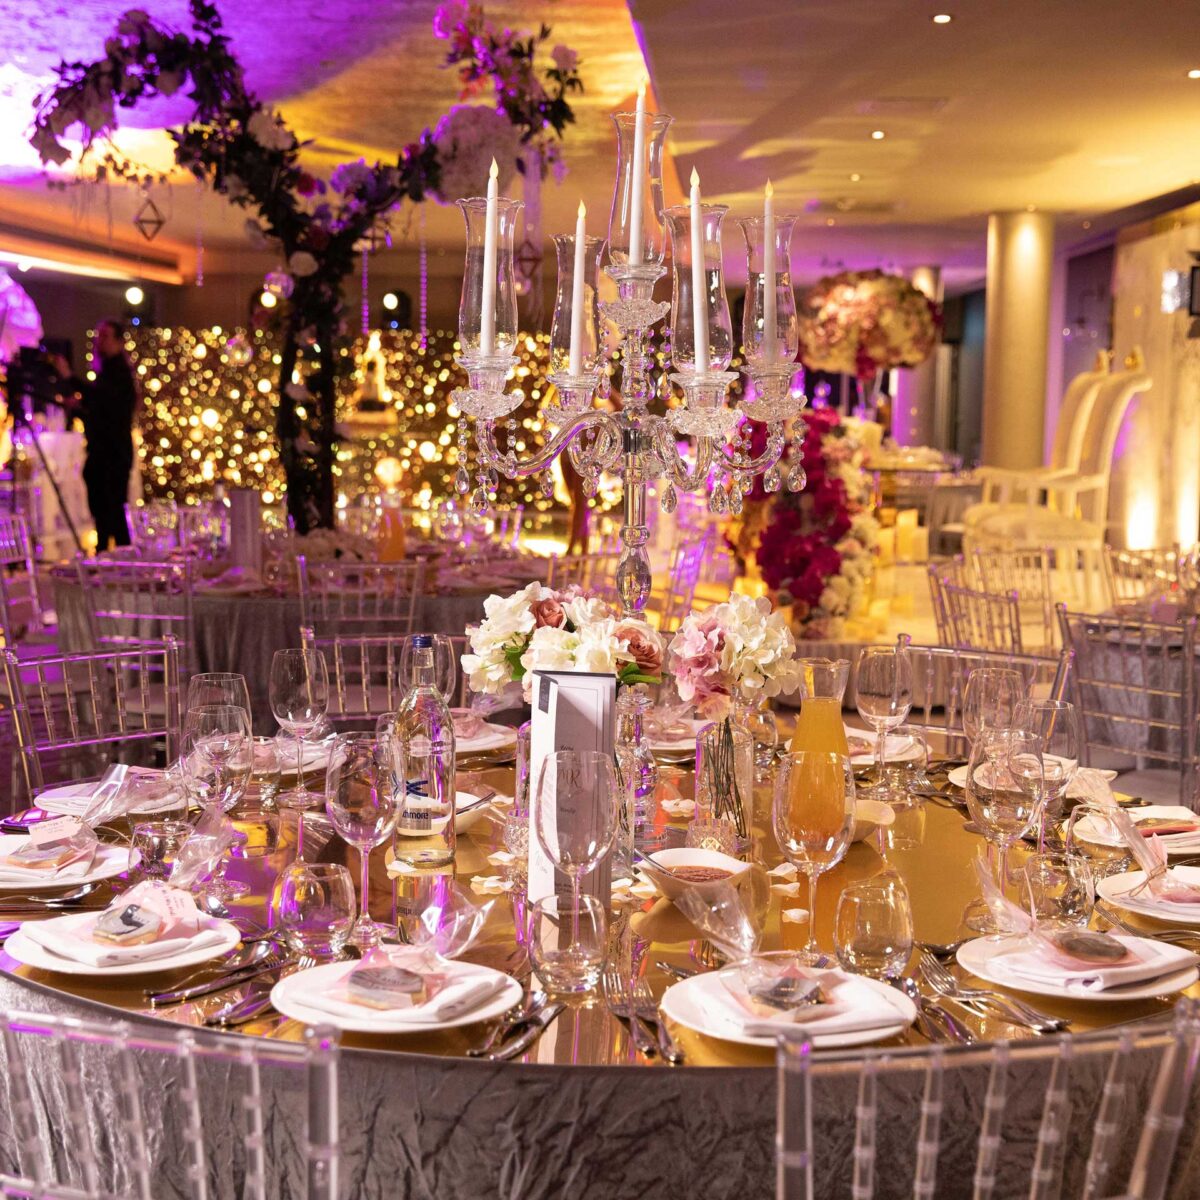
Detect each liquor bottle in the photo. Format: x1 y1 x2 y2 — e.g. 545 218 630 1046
392 634 457 866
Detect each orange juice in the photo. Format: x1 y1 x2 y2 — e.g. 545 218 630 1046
786 751 850 863
790 696 850 758
377 505 407 562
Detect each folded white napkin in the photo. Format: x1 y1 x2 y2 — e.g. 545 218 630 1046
0 835 100 884
21 911 228 968
1114 877 1200 919
845 729 915 762
991 935 1198 994
712 969 906 1038
457 726 514 752
301 967 507 1024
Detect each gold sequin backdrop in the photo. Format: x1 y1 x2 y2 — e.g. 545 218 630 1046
129 326 565 511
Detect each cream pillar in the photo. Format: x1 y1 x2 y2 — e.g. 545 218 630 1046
892 265 943 446
981 211 1055 468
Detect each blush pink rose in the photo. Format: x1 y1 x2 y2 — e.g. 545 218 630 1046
616 623 663 676
530 597 566 628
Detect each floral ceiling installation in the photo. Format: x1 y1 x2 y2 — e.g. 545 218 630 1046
752 408 880 640
797 269 942 383
30 0 583 531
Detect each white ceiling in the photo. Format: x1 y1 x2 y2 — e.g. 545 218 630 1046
1 0 1199 293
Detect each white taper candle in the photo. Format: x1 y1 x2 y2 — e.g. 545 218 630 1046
689 167 709 375
628 80 647 267
569 200 587 376
480 158 499 356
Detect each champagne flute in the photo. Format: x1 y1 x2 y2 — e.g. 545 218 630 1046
962 668 1024 748
325 733 402 950
773 751 856 964
270 648 329 810
533 750 618 954
855 646 913 801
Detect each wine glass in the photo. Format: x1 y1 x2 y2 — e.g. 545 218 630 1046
532 750 618 955
186 672 252 730
324 733 402 950
962 668 1024 748
1013 699 1081 835
400 633 456 700
772 750 856 964
855 646 913 801
963 734 1043 934
269 648 329 810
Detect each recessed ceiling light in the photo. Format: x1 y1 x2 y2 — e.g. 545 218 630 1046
1189 69 1200 79
870 130 885 140
932 13 952 24
849 173 862 182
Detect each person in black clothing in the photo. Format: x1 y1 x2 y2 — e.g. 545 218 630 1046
53 320 138 550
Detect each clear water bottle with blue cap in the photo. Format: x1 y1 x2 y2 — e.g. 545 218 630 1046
392 633 457 866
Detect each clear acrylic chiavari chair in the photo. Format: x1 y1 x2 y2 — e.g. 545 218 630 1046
75 556 197 675
941 580 1027 655
971 547 1060 652
0 1009 340 1200
546 551 620 599
301 628 469 726
296 557 426 639
902 643 1072 760
1057 606 1199 805
0 513 55 651
777 998 1200 1200
0 637 180 806
1103 545 1186 605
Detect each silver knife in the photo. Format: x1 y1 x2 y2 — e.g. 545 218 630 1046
205 977 280 1027
487 1003 564 1061
146 954 288 1005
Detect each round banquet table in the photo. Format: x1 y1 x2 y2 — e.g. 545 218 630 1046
50 575 492 730
1 763 1199 1198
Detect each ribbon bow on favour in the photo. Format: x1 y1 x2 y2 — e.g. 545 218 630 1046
1088 805 1200 903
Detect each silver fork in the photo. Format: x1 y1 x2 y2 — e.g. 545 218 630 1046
603 967 658 1058
206 955 317 1027
1095 902 1200 945
919 952 1067 1033
629 976 684 1064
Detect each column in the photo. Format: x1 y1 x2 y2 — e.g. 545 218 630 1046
891 265 943 446
981 210 1055 468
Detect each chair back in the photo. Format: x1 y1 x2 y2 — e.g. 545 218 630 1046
777 999 1200 1200
75 557 196 673
1072 366 1153 529
301 628 469 723
547 551 619 599
902 643 1072 757
1048 361 1109 473
971 547 1059 651
297 557 425 638
1104 545 1185 604
0 513 53 642
0 1009 339 1200
1 638 181 801
649 530 712 633
941 581 1025 654
1057 606 1199 804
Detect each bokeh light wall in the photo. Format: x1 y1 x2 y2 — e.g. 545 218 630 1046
128 327 564 512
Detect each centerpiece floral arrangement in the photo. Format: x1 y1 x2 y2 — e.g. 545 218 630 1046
751 408 880 640
30 0 583 532
461 583 664 698
798 269 941 381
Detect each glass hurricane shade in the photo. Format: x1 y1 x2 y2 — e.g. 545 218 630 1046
663 203 734 373
550 233 606 375
456 195 525 358
736 212 799 371
606 111 673 272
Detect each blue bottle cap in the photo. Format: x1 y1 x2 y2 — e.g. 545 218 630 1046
411 634 433 649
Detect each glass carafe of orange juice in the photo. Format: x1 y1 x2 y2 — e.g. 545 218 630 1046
377 496 407 562
789 658 851 757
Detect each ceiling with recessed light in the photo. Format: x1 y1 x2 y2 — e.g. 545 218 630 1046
0 0 1199 293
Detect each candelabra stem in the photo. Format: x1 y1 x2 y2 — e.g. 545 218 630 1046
616 421 653 618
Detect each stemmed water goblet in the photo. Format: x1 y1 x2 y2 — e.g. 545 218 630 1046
772 750 856 964
1013 699 1081 841
532 750 618 986
325 733 403 950
269 648 330 810
962 668 1024 749
855 645 913 802
186 672 252 730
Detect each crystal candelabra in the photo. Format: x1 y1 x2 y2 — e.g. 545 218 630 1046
450 105 808 623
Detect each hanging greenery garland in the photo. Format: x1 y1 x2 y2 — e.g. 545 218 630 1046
30 0 583 531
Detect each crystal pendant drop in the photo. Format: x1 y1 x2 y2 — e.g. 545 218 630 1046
469 486 491 517
728 483 743 515
787 464 808 492
660 482 678 514
598 369 612 401
764 466 781 493
708 485 728 515
583 471 599 499
453 467 471 495
541 473 555 499
484 467 499 493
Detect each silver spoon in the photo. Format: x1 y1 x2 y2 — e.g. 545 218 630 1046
0 882 100 909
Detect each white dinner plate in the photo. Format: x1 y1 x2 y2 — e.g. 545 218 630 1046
956 935 1199 1001
392 792 493 838
846 730 920 767
456 724 518 755
945 757 1105 792
270 961 522 1034
3 919 241 977
660 968 916 1049
1074 806 1200 853
0 838 138 892
36 779 182 819
1097 866 1200 926
648 718 708 756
